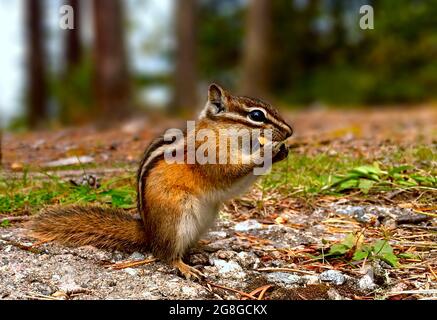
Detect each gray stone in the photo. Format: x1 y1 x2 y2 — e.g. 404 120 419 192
236 251 258 268
372 261 390 285
207 231 228 239
266 272 302 287
358 274 377 291
336 206 371 223
214 250 238 260
111 251 126 262
301 275 320 285
327 288 344 300
206 237 234 250
234 219 262 232
58 268 82 293
320 270 346 285
129 252 145 261
123 268 139 276
333 204 426 227
211 259 245 279
45 156 94 168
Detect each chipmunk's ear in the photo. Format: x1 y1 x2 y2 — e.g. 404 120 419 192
207 83 226 113
208 83 224 101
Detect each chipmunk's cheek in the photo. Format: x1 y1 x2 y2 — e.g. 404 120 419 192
269 128 286 142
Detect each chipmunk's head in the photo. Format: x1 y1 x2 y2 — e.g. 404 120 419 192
199 83 293 142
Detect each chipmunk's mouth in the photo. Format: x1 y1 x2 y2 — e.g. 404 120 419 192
257 136 289 147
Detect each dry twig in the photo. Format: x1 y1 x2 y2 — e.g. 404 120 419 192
107 258 157 270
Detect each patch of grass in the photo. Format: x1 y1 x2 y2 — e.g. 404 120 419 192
1 220 10 228
0 173 136 214
263 145 436 197
262 152 367 195
1 145 435 214
386 145 436 166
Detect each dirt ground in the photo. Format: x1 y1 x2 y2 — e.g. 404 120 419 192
0 106 436 300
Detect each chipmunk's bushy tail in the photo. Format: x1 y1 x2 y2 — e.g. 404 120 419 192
28 205 149 252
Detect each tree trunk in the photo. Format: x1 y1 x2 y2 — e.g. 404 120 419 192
92 0 131 124
65 0 82 72
240 0 272 98
60 0 82 125
26 0 47 128
300 0 320 71
172 0 197 114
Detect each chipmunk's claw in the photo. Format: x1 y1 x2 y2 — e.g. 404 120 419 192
173 259 205 281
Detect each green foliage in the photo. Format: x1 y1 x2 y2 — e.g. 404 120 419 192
371 240 399 267
364 0 437 103
197 0 437 105
397 252 420 260
327 163 436 194
7 115 28 132
49 56 94 124
323 233 400 267
327 233 356 255
99 187 136 209
301 67 376 105
198 0 244 86
0 220 10 228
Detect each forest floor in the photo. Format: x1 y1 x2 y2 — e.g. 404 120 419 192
0 105 436 300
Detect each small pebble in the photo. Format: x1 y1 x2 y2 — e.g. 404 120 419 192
266 272 302 287
124 268 139 276
358 274 377 291
129 252 145 261
211 259 245 279
320 270 346 285
234 219 262 232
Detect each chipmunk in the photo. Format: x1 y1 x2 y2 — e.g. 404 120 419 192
28 84 293 280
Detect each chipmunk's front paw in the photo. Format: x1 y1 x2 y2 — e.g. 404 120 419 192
272 142 289 163
173 259 205 281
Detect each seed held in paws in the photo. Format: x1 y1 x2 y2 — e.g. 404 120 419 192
258 136 267 146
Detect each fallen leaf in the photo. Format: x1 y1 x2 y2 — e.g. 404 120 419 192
275 216 287 224
11 162 23 171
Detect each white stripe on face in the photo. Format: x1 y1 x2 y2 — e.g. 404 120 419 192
217 112 265 127
266 114 291 133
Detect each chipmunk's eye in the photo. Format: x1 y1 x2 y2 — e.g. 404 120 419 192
248 109 266 122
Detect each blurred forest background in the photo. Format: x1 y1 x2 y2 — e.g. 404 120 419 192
0 0 437 130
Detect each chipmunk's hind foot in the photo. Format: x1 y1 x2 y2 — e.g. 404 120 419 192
173 259 205 281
